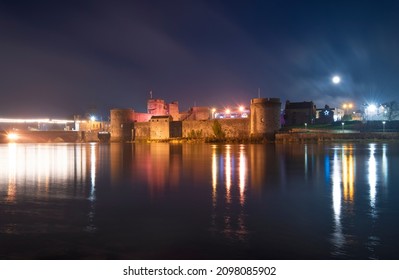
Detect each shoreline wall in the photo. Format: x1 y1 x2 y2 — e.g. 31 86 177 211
2 130 399 143
132 118 250 141
182 119 250 139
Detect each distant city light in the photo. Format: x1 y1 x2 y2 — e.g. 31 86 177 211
211 106 249 119
211 108 217 119
343 103 353 112
332 75 341 84
7 133 18 141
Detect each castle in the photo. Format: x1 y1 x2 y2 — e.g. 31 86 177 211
110 97 282 142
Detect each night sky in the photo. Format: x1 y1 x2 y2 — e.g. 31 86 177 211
1 0 399 118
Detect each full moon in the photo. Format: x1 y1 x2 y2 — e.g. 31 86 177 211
332 75 341 84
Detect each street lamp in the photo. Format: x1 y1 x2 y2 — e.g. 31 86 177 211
304 123 308 131
7 132 18 142
211 108 216 119
366 104 377 120
342 103 353 115
383 121 386 132
89 115 96 132
341 122 345 133
368 104 377 113
343 103 347 116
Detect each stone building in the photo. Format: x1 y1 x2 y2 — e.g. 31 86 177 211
181 106 211 121
147 98 180 120
284 101 316 126
110 97 282 142
147 98 168 116
316 105 335 124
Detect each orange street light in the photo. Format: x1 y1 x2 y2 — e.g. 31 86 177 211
7 133 18 141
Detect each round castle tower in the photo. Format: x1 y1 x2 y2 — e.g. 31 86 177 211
110 109 135 142
250 98 281 138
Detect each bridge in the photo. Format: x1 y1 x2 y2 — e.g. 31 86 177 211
0 130 109 143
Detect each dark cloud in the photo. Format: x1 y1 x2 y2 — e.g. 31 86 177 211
1 0 399 117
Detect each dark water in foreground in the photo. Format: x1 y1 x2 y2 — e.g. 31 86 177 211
1 142 399 260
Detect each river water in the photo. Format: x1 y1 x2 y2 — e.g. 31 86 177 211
1 142 399 259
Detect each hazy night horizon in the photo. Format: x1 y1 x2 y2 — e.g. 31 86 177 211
1 0 399 118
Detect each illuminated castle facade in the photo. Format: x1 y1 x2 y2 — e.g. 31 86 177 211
110 97 281 142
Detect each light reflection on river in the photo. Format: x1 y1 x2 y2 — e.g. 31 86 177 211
0 142 399 259
210 145 248 242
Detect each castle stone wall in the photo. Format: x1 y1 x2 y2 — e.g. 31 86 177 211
134 122 150 141
218 118 250 138
170 121 182 138
182 119 249 139
182 120 214 138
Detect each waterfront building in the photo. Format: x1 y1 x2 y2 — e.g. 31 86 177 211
284 101 316 126
316 105 335 124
